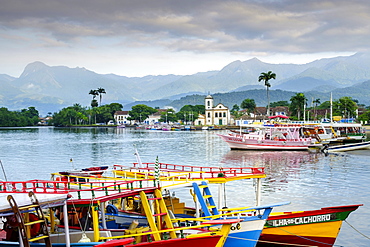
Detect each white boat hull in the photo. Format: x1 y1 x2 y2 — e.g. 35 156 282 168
326 141 370 152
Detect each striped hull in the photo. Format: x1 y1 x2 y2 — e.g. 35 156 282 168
224 217 266 247
257 204 362 247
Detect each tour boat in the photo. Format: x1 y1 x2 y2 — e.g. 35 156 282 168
217 125 321 150
258 204 363 247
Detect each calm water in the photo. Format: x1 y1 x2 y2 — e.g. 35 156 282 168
0 127 369 246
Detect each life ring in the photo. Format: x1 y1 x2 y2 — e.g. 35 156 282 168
106 204 119 214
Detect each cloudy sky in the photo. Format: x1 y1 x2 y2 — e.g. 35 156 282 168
1 0 369 77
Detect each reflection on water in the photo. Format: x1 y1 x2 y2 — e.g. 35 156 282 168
0 127 369 246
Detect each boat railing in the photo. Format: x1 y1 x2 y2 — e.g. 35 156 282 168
0 178 158 198
114 163 265 175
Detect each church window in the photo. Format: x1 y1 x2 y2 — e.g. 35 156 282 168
223 112 226 117
215 112 218 117
208 112 210 117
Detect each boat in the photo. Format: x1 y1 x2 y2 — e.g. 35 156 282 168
257 204 363 247
0 189 103 246
217 125 321 150
0 179 238 247
58 166 109 179
322 140 370 153
110 161 363 247
191 181 289 247
49 163 286 247
112 162 266 183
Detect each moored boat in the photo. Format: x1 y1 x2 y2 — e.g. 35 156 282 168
218 125 321 150
258 204 363 247
322 140 370 153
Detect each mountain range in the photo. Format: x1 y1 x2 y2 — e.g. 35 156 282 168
1 52 370 116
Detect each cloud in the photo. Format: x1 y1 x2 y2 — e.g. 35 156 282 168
0 0 369 76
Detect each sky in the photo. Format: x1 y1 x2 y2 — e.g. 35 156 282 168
1 0 369 78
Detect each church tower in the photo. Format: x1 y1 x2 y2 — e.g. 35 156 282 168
205 94 213 110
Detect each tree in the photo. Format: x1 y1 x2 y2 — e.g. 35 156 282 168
258 71 276 116
97 87 106 106
128 104 157 123
159 109 178 123
334 96 357 118
289 93 307 120
358 110 370 123
240 99 256 114
89 89 99 107
270 101 289 107
313 98 320 120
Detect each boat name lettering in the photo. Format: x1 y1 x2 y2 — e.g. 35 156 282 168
270 214 332 227
230 223 241 231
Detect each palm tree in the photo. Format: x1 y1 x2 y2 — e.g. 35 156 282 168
89 89 99 100
258 71 276 116
97 87 106 106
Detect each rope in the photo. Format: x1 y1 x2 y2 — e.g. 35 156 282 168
70 195 95 232
266 225 333 246
344 219 370 240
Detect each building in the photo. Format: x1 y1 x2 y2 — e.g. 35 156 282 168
204 95 231 125
114 111 133 125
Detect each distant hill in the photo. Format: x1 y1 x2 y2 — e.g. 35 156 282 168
1 52 370 115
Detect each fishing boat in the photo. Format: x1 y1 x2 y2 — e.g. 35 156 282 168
50 163 286 247
257 204 363 247
322 140 370 153
111 161 363 247
0 179 238 247
217 125 321 150
58 166 109 179
112 162 266 183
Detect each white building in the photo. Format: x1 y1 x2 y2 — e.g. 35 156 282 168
204 95 231 125
114 111 133 125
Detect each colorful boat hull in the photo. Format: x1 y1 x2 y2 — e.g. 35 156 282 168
257 204 362 247
123 235 222 247
223 218 267 247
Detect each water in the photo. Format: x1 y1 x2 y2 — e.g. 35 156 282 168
0 127 369 246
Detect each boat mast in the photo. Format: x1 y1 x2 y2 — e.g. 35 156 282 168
330 92 333 123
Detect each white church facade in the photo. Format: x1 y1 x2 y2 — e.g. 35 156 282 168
204 95 231 125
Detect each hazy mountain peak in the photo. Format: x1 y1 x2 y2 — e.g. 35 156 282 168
20 61 49 78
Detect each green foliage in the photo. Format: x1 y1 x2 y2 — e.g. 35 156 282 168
159 109 178 123
91 99 98 108
358 110 370 122
332 96 358 117
240 98 256 113
180 105 205 114
270 101 290 107
0 107 39 127
289 93 307 120
317 101 331 109
52 103 122 126
128 104 157 122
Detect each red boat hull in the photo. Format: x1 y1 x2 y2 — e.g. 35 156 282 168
124 235 222 247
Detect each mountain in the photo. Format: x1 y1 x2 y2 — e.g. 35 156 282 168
1 52 370 115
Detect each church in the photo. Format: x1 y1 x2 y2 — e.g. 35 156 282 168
204 94 231 125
